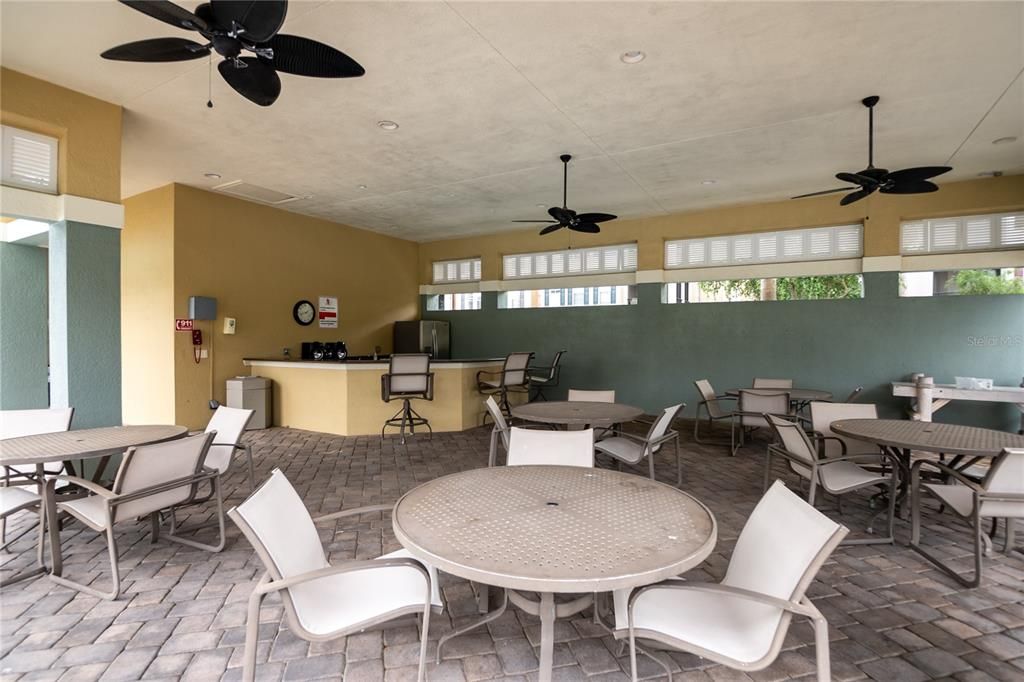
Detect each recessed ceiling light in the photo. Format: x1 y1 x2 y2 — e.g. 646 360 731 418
377 120 399 131
977 170 1004 177
357 184 368 190
620 50 645 64
203 172 221 179
536 203 546 207
700 179 716 185
992 136 1017 145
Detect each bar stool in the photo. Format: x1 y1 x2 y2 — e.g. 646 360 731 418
477 352 533 420
528 350 566 402
381 354 434 444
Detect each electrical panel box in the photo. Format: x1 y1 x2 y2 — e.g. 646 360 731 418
189 296 217 321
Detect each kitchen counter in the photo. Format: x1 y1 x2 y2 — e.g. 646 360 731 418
243 358 522 436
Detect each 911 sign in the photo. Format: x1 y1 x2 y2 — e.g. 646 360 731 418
175 318 194 332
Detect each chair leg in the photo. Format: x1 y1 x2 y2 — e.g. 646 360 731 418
810 608 832 682
243 580 267 682
647 452 656 481
674 437 682 487
488 430 498 468
417 598 432 682
165 477 226 553
1006 518 1018 554
49 523 122 600
909 483 983 587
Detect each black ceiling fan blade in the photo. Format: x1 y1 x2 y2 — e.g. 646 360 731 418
548 206 574 223
512 220 558 224
574 212 617 223
539 224 564 235
839 187 876 206
880 181 939 195
886 166 952 184
102 37 210 62
119 0 207 32
211 0 287 43
260 34 364 78
218 56 281 106
836 172 876 187
570 222 601 234
791 187 853 199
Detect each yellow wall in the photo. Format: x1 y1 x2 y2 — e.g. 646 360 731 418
0 68 122 203
418 175 1024 282
168 185 419 428
121 185 176 424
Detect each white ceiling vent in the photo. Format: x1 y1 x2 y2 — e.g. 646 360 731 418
212 180 303 206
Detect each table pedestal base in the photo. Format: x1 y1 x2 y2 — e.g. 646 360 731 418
438 588 593 682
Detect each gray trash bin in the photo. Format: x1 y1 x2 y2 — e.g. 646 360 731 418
226 376 272 429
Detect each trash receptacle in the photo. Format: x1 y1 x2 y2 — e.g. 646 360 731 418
226 376 272 429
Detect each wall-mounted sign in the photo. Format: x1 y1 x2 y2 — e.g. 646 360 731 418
318 296 338 328
175 318 194 331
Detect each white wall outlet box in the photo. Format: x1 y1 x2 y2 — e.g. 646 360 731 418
200 349 209 359
223 317 237 335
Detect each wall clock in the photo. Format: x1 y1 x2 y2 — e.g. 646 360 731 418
293 300 315 326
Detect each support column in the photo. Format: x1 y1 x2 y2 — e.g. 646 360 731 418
0 242 49 408
48 221 122 427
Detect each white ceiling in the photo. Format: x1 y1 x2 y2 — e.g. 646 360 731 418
2 1 1022 242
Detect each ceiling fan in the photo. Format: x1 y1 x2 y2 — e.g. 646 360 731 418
101 0 365 107
792 96 952 206
513 154 618 235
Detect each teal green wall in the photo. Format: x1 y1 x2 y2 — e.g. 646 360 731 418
424 273 1024 432
49 221 121 428
0 242 49 409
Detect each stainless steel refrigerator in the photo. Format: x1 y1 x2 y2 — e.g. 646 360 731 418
393 320 450 359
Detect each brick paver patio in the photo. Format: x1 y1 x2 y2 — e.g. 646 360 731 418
2 423 1023 681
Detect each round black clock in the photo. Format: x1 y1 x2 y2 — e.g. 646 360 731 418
293 300 315 326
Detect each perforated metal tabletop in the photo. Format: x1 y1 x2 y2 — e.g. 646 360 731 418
511 401 644 427
392 465 716 593
831 419 1024 458
0 425 189 466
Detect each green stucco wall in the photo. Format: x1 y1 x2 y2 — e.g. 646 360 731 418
424 273 1024 432
49 221 122 428
0 242 49 409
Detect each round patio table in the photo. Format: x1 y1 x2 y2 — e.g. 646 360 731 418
511 400 644 427
725 388 833 403
830 419 1024 512
392 465 716 682
0 424 187 581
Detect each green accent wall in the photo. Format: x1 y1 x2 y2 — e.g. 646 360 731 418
423 272 1024 432
49 221 122 428
0 242 49 409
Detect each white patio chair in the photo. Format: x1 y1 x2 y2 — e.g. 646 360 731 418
730 390 790 456
566 389 616 433
204 406 256 490
46 432 222 600
808 402 883 464
506 427 594 468
485 396 511 467
567 389 616 403
693 379 735 444
624 480 848 682
229 469 438 682
764 414 898 544
1 407 74 550
594 404 685 485
910 447 1024 587
752 378 793 389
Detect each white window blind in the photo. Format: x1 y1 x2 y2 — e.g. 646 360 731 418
432 257 481 284
503 243 638 280
1 125 58 194
665 224 862 269
900 212 1024 254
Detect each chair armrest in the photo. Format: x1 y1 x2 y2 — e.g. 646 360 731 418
826 451 901 471
713 394 737 402
314 503 393 523
602 431 648 446
807 433 849 456
476 369 500 381
911 459 985 492
49 475 116 499
254 557 429 596
627 581 817 619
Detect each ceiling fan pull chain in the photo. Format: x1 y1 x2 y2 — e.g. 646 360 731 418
207 53 213 109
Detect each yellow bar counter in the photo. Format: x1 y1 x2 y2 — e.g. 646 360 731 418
243 358 523 436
